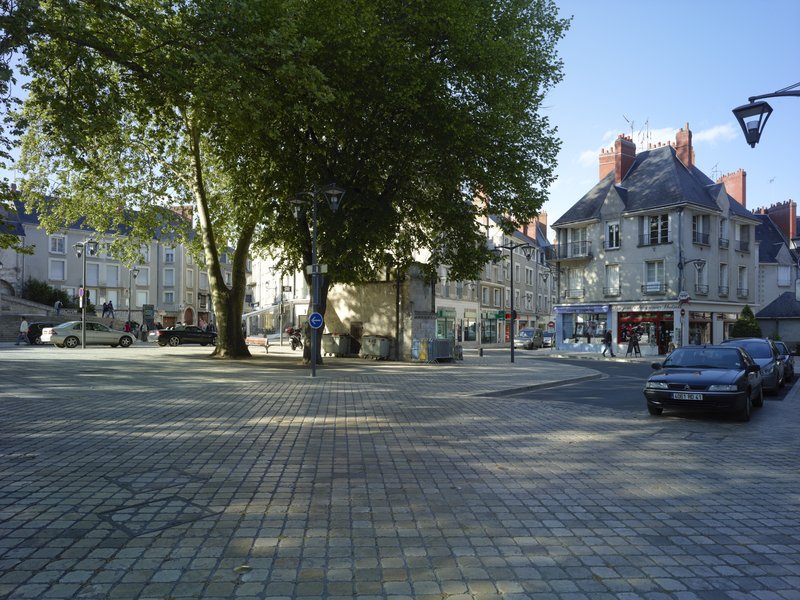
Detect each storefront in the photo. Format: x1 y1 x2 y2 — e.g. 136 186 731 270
480 310 500 344
618 310 675 355
554 304 611 350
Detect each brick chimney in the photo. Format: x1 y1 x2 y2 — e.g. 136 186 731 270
717 169 747 208
599 135 636 183
520 212 548 240
675 123 694 169
756 199 796 239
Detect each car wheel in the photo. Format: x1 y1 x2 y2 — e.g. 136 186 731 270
119 336 133 348
752 383 764 407
64 336 80 349
168 336 181 347
211 337 217 345
34 336 43 345
739 394 752 422
158 339 167 347
647 404 663 416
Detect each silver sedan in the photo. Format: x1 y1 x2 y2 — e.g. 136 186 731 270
42 321 136 348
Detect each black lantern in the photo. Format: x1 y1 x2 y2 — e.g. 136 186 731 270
732 100 773 148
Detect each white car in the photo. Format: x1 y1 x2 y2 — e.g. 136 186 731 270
41 321 136 349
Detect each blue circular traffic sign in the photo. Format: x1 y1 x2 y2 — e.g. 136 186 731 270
309 312 324 329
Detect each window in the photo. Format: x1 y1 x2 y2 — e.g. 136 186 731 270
719 264 729 296
482 286 488 305
738 266 748 297
735 224 750 252
186 269 194 288
644 260 665 293
220 253 228 264
225 271 231 286
50 235 66 254
105 290 118 305
694 262 708 295
604 264 620 296
567 227 589 257
86 263 100 287
186 292 193 304
164 291 175 304
778 265 792 287
106 265 119 287
514 263 520 283
525 268 533 286
164 268 175 287
493 288 501 307
525 293 532 310
719 218 729 248
139 245 150 263
606 221 620 249
692 214 710 245
49 259 66 281
164 247 175 263
567 268 584 298
135 291 148 307
640 214 669 245
200 272 209 290
514 290 519 309
504 288 510 308
137 267 149 286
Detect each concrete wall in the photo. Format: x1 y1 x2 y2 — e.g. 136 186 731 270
757 318 800 353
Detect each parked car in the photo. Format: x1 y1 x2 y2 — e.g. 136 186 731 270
542 331 554 347
27 321 55 345
720 337 784 394
41 321 136 348
774 340 795 383
150 325 217 347
643 345 763 421
513 327 544 349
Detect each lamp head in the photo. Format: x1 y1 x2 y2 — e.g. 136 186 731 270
320 183 346 213
132 267 140 279
521 245 534 261
74 242 84 258
732 100 773 148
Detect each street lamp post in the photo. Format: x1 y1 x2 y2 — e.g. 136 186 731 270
292 184 346 378
491 239 534 363
732 81 800 147
127 267 140 324
74 240 99 349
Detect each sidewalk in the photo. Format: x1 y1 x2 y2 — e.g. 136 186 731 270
1 344 799 599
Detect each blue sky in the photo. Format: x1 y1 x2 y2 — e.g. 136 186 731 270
543 0 800 230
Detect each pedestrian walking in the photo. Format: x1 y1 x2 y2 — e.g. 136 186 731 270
107 301 115 318
16 317 29 345
54 299 62 316
101 302 108 317
140 322 148 342
602 329 615 357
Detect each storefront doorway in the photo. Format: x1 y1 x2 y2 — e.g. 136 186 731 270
619 311 674 355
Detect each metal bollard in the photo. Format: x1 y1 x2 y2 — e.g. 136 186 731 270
479 347 483 357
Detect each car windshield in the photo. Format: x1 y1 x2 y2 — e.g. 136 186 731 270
733 341 772 359
517 330 533 338
775 342 789 355
663 348 742 370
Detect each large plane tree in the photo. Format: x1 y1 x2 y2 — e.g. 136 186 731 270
2 0 569 360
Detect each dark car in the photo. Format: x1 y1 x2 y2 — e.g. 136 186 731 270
720 337 784 394
513 327 544 349
643 345 763 421
150 325 217 347
774 341 795 383
27 321 56 345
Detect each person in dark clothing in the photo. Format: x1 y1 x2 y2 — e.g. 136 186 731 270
602 329 615 357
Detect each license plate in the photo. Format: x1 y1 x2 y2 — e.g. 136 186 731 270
672 392 703 401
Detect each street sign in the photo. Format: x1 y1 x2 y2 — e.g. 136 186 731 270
309 312 324 329
305 264 328 275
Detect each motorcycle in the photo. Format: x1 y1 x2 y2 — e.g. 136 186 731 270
286 327 303 351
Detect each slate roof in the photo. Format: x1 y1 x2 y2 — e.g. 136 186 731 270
553 145 758 226
756 291 800 319
754 214 792 264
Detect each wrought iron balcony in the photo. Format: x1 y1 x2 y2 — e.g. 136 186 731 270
737 287 749 298
638 233 671 246
719 237 729 249
692 232 710 245
641 282 666 295
736 240 750 252
694 284 709 295
603 286 621 297
565 288 585 299
718 285 729 297
551 240 592 260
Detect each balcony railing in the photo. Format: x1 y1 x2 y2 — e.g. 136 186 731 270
551 241 592 260
737 287 749 298
694 284 709 295
692 232 710 245
719 237 729 249
603 286 621 296
718 285 729 297
603 241 621 251
736 240 750 252
566 288 585 298
638 233 671 246
641 282 666 295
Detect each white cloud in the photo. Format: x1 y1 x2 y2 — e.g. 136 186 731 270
692 123 737 144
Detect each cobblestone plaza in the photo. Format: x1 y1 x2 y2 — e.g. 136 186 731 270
1 345 799 599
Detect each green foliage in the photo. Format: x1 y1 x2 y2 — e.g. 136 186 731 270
731 304 762 338
22 277 76 308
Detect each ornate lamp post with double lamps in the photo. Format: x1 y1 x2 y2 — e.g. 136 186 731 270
491 238 534 363
74 239 99 349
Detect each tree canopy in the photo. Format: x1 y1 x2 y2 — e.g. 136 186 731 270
2 0 569 358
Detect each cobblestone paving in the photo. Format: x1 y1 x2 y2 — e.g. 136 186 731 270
1 345 799 599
